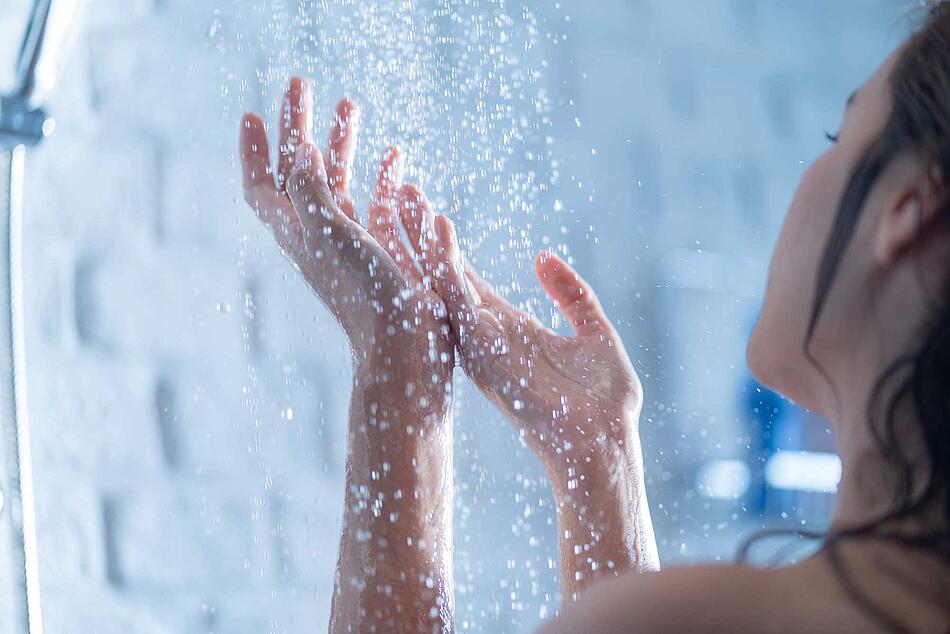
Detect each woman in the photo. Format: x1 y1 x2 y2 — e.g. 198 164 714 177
238 2 950 631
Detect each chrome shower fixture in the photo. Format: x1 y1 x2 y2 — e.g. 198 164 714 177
0 1 81 632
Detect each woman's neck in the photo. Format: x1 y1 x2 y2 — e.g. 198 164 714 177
829 360 940 537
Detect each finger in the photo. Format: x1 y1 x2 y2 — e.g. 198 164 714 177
285 167 406 332
286 148 339 240
325 98 361 219
370 145 405 209
240 115 304 256
240 113 276 196
433 217 526 377
285 164 379 280
240 113 296 238
367 147 417 279
534 251 610 337
397 184 437 280
277 77 312 190
293 142 336 251
433 216 482 339
397 184 426 253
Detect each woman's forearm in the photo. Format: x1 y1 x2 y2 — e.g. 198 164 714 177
329 372 454 633
547 410 659 602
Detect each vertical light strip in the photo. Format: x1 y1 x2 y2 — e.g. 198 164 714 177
8 145 42 634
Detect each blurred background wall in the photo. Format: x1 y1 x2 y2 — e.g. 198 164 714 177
0 0 912 631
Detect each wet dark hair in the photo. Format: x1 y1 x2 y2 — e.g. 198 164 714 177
739 2 950 632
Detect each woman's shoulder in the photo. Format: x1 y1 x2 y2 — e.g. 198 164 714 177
537 558 880 634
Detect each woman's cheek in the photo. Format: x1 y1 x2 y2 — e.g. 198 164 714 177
748 153 840 387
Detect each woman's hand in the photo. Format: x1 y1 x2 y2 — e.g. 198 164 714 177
239 78 456 632
401 212 641 479
239 77 453 395
401 208 659 598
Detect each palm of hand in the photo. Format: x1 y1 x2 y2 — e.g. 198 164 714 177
455 270 641 456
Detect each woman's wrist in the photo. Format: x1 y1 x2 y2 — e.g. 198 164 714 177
538 407 654 597
332 361 455 631
550 464 640 599
546 434 643 551
352 353 453 417
348 365 454 477
539 405 641 496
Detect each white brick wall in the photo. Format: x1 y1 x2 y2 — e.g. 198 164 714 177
0 0 914 631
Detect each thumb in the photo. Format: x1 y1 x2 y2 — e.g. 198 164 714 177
432 216 481 344
285 151 346 242
535 251 611 337
285 158 379 279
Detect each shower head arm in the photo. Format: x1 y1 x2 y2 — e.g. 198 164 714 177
0 0 66 149
14 0 54 103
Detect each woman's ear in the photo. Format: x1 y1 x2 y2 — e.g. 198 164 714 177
873 157 947 266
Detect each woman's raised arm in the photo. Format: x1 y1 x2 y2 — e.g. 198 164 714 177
239 77 456 632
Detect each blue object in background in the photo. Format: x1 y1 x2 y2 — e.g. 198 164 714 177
743 375 789 513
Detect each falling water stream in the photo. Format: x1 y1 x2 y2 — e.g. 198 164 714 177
219 1 585 629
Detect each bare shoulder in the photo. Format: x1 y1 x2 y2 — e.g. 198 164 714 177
537 559 873 634
538 564 790 634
